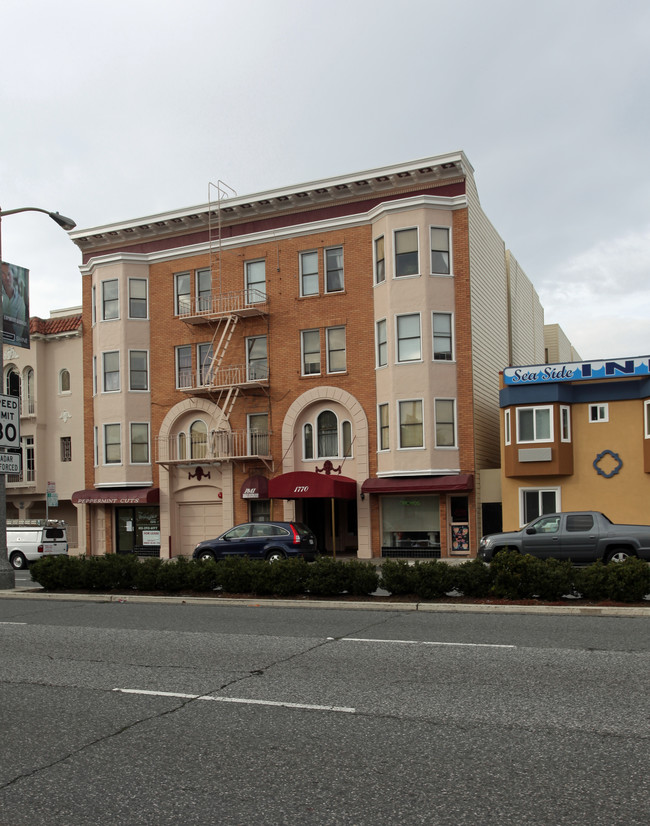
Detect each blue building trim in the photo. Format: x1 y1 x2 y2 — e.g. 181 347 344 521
500 378 650 408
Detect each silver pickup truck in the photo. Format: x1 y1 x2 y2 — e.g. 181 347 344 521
478 511 650 564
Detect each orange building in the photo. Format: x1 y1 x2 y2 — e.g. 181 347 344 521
70 152 545 559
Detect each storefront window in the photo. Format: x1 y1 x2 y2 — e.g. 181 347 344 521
381 495 440 552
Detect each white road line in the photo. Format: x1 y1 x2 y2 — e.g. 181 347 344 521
340 638 516 649
0 621 27 625
113 688 356 714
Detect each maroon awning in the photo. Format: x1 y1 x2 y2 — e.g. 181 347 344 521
361 474 474 494
268 471 357 500
71 487 160 505
240 475 269 500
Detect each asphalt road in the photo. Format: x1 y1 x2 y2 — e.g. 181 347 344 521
0 598 647 825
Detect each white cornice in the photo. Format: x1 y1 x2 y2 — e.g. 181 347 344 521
78 192 468 275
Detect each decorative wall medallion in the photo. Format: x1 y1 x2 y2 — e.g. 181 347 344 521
593 449 622 478
59 410 72 423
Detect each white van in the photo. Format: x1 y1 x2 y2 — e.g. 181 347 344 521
6 521 68 569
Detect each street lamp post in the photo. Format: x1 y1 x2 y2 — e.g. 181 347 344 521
0 207 76 590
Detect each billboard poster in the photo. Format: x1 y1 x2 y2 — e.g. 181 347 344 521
1 260 30 349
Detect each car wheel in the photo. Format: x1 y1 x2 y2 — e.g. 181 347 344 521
10 552 27 570
605 548 633 564
197 550 217 563
266 549 286 563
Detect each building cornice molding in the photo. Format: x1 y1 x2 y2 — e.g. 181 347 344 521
78 192 468 275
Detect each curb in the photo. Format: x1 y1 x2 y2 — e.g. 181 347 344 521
1 590 648 617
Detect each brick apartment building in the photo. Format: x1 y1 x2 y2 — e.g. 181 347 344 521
70 152 545 559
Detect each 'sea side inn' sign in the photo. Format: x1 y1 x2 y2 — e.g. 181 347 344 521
504 357 650 386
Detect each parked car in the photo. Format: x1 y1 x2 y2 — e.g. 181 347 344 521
6 521 68 569
193 522 318 563
478 511 650 564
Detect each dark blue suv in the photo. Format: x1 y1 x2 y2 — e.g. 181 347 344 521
192 522 318 563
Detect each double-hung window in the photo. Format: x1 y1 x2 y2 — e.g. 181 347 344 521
248 413 269 455
174 269 212 314
196 268 211 311
325 247 344 292
394 228 419 277
300 251 319 296
430 227 451 274
521 489 560 524
589 404 608 422
374 236 385 284
317 410 338 458
435 399 456 447
129 350 148 391
104 424 121 464
326 326 346 373
396 313 421 362
376 319 387 367
560 406 571 442
378 403 389 450
245 260 266 303
176 345 192 389
399 400 423 448
247 336 268 381
128 278 147 318
517 406 552 443
301 329 320 375
102 280 119 320
130 423 150 464
432 313 453 361
103 351 120 392
198 343 213 386
174 272 191 314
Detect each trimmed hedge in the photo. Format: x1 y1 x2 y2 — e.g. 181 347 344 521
27 551 650 602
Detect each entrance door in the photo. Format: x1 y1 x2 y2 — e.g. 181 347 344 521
116 506 160 556
300 498 357 555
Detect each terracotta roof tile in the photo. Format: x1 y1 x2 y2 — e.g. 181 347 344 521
29 314 83 336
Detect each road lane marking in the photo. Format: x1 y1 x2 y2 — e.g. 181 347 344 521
0 621 27 625
339 638 516 649
113 688 356 713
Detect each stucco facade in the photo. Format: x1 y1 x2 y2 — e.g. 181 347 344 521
70 152 546 559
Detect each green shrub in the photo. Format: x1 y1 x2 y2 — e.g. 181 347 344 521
184 558 220 592
573 561 610 601
411 560 454 600
489 551 542 600
379 559 417 595
30 555 85 589
530 558 575 601
603 556 650 602
304 556 350 596
343 560 380 596
132 557 164 590
216 556 256 593
453 557 493 598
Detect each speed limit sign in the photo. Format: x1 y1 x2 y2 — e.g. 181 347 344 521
0 395 20 450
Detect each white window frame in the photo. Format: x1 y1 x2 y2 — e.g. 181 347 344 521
396 313 422 363
93 426 98 466
303 422 314 460
376 319 387 368
432 312 454 361
316 409 339 459
102 351 120 393
93 356 97 396
504 409 511 446
378 403 389 451
398 399 424 450
324 246 344 293
247 412 269 456
301 329 321 376
644 400 650 438
430 226 451 275
59 368 70 395
91 285 96 325
519 487 561 527
102 279 119 321
130 422 150 465
589 403 609 423
434 398 457 448
246 336 268 382
103 423 122 465
516 405 553 444
129 350 149 392
176 345 192 389
174 271 191 315
560 405 571 442
374 236 385 285
128 278 148 319
394 227 420 278
300 250 319 297
245 259 266 304
197 343 213 386
326 326 346 373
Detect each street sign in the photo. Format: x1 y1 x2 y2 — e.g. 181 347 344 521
47 492 59 507
0 451 20 474
0 394 20 451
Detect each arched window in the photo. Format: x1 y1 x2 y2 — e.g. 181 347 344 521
5 367 20 398
317 410 338 458
178 431 187 461
189 420 207 459
60 368 71 393
24 368 35 415
303 423 313 459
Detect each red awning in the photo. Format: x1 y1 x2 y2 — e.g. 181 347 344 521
361 474 474 494
240 475 269 500
71 487 160 505
268 471 357 500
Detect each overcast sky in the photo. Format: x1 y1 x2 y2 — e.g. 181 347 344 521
1 0 649 361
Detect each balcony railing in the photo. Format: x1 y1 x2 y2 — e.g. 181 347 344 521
156 429 271 464
178 289 268 322
178 363 268 393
